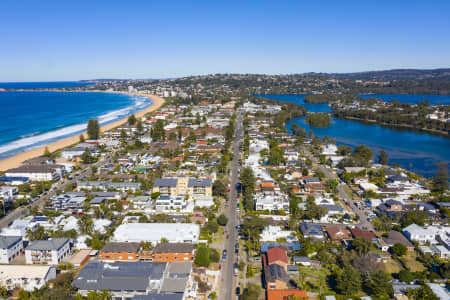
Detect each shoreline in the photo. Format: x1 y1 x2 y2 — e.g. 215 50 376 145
0 92 165 171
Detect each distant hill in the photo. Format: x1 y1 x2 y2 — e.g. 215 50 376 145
305 68 450 81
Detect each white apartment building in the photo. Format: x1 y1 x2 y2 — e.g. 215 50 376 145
0 236 23 264
5 165 60 181
25 238 71 265
0 265 56 291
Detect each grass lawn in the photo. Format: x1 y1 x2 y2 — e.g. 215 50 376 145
400 253 426 272
296 266 333 294
384 258 403 274
211 227 225 245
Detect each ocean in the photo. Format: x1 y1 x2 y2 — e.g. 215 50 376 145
0 82 152 160
255 94 450 178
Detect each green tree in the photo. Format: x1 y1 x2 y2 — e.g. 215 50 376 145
352 237 372 256
212 180 227 197
365 271 393 300
87 119 100 139
81 149 96 164
194 245 210 267
407 284 439 300
305 112 332 127
433 162 448 193
86 290 110 300
398 269 414 282
151 119 166 141
78 214 93 234
204 219 219 233
353 144 374 165
43 147 51 157
79 134 85 143
209 248 220 263
217 214 228 226
336 265 362 295
391 243 407 257
120 128 127 140
128 114 137 125
378 150 389 165
136 120 143 132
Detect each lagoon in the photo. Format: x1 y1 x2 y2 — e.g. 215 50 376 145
255 94 450 178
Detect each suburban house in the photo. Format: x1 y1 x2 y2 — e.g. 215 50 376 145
0 236 23 263
0 265 56 291
25 238 71 265
264 264 289 290
299 223 324 240
383 230 415 252
351 228 377 241
152 243 195 262
261 226 298 243
100 242 141 261
326 225 352 242
267 289 307 300
266 247 289 270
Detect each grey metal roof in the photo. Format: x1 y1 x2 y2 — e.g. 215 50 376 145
101 242 141 253
188 178 212 187
72 261 167 292
154 178 178 187
27 238 70 251
160 278 188 293
0 236 22 249
167 262 192 274
154 243 194 254
90 197 105 204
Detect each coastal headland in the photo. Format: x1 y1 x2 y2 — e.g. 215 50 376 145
0 92 165 171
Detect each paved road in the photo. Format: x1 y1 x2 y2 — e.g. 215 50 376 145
220 110 243 300
0 153 111 228
304 147 374 231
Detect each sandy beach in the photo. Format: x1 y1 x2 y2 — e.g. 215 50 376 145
0 93 165 171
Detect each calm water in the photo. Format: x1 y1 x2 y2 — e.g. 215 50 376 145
0 90 152 160
255 94 450 177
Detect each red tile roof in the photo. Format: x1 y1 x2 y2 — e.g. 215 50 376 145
267 247 288 265
267 289 307 300
351 228 376 241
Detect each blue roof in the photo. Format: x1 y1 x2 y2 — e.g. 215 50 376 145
0 176 29 182
260 243 301 253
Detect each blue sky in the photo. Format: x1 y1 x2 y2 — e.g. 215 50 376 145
1 0 450 81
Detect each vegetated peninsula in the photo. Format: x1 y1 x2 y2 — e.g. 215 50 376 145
305 112 332 127
331 97 450 136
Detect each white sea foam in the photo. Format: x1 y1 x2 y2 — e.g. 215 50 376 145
0 95 152 157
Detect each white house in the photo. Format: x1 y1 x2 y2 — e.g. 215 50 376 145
322 144 338 156
25 238 72 265
402 224 436 244
0 236 23 264
261 226 298 243
0 265 56 291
